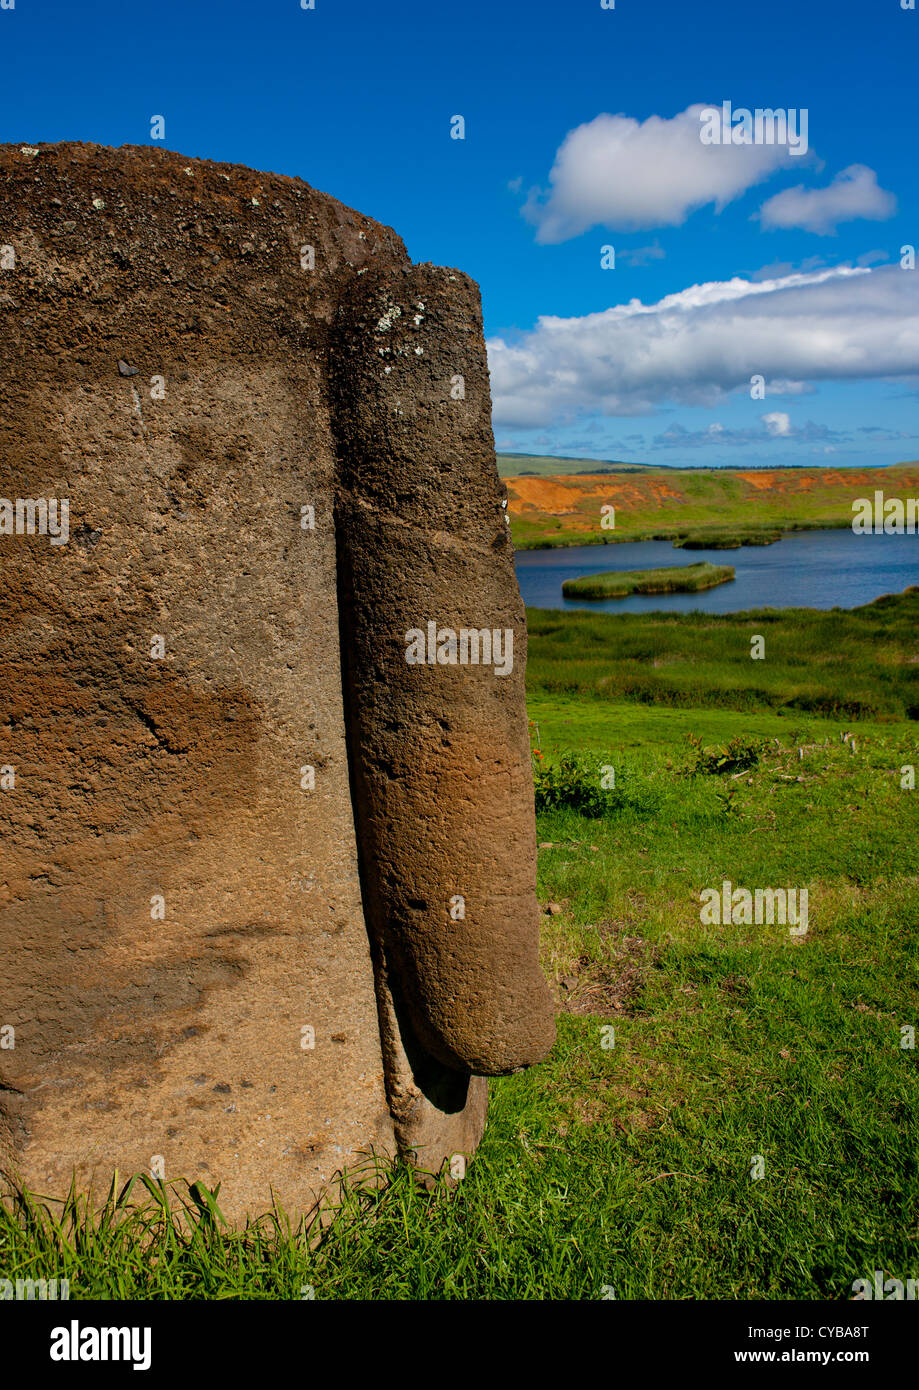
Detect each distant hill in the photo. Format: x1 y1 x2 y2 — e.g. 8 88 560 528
497 451 918 479
504 463 919 549
496 452 655 477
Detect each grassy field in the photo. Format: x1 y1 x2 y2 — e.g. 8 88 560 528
528 589 919 721
562 560 734 600
3 593 917 1299
497 452 654 478
506 463 919 549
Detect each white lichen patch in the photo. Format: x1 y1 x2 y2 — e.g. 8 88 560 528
375 304 402 332
20 146 39 158
92 197 105 210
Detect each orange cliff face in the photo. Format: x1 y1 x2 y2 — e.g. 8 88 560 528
505 465 919 518
734 469 891 494
505 473 684 517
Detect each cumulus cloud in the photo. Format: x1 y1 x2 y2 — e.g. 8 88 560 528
486 264 919 428
757 165 897 234
752 255 828 281
522 106 806 242
617 241 667 267
652 417 843 450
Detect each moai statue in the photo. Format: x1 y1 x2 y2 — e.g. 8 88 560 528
0 142 555 1222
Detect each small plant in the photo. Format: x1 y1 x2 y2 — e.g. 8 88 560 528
686 731 767 775
532 752 661 818
533 752 611 816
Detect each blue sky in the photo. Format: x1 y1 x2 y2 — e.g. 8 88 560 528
2 0 918 468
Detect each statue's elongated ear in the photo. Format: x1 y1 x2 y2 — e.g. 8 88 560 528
331 262 557 1077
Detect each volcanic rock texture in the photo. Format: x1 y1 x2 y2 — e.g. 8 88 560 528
0 142 554 1221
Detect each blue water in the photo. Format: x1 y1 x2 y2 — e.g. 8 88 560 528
515 529 919 614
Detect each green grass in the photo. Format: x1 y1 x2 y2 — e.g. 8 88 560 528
524 708 918 1298
561 560 734 599
496 452 654 478
527 588 919 722
3 596 918 1299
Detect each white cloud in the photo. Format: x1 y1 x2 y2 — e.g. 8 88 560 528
652 417 841 450
757 165 897 235
752 255 828 280
522 106 806 242
617 241 667 267
486 263 919 428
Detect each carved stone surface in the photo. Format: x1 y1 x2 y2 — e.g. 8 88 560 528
0 142 553 1222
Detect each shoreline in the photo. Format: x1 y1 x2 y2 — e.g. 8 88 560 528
512 517 855 552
